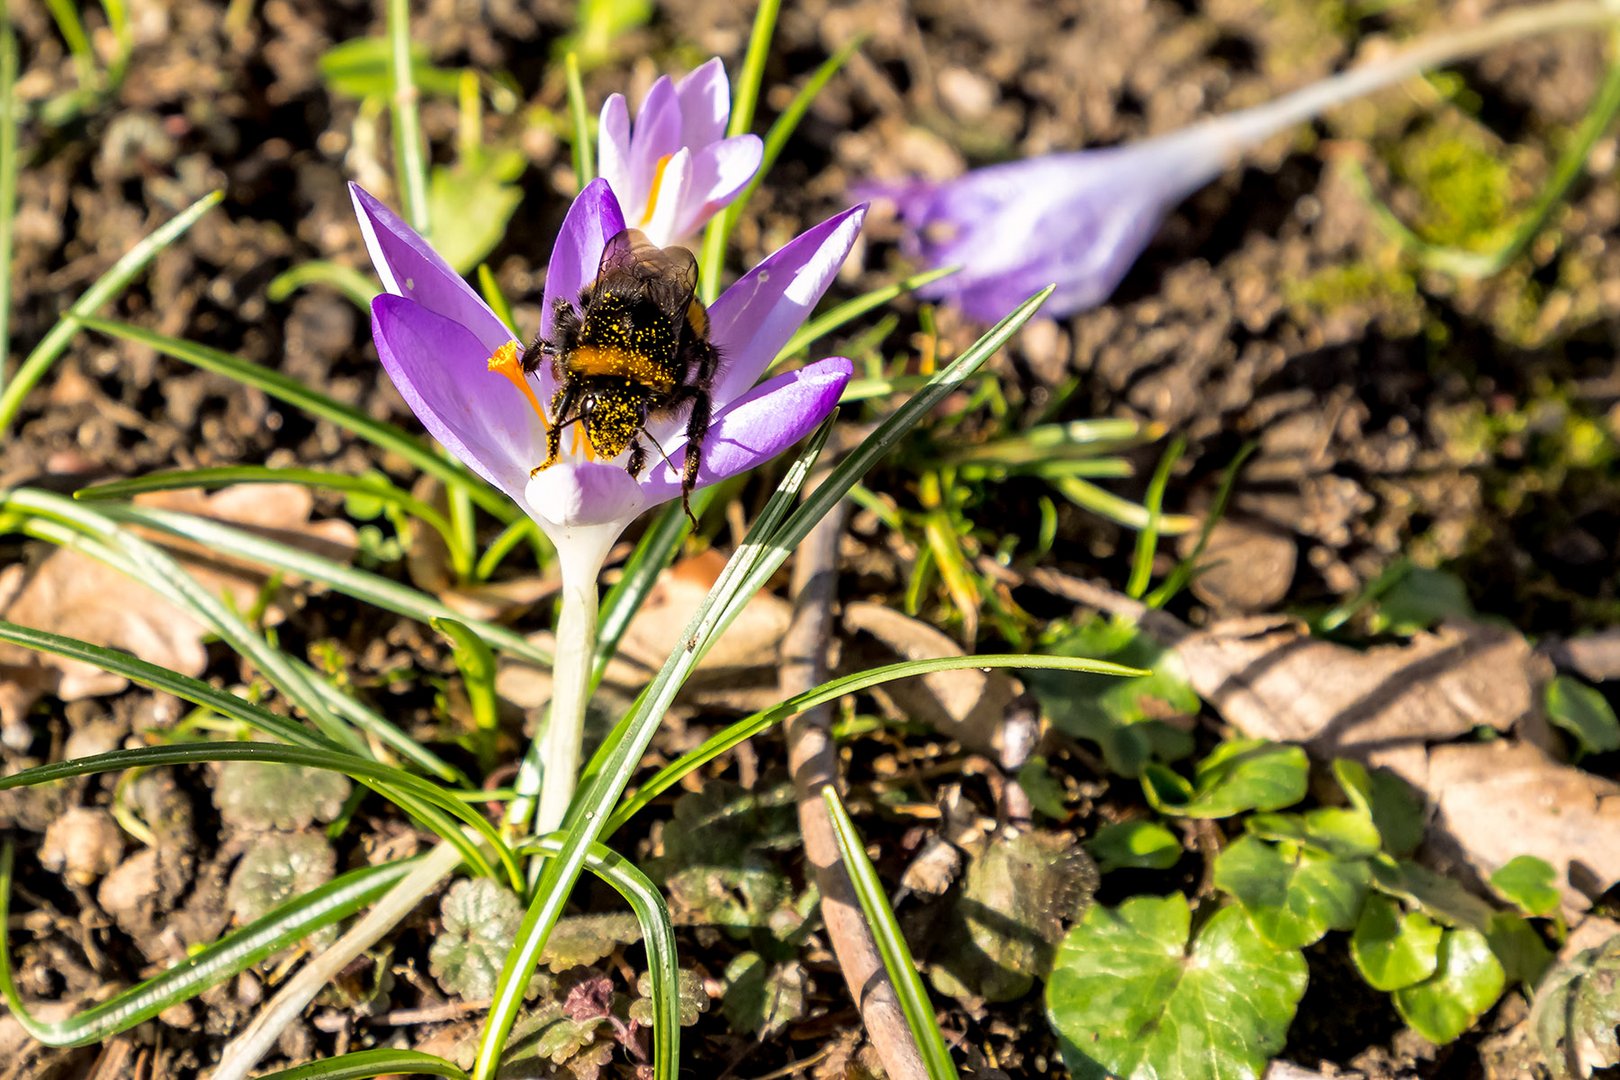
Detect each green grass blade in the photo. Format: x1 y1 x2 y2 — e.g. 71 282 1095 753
0 17 20 404
566 51 594 185
89 499 551 666
76 465 465 564
1126 435 1184 599
472 290 1052 1080
42 0 95 88
0 190 223 437
606 652 1144 833
476 263 518 334
514 836 680 1080
0 844 414 1047
0 740 513 885
774 266 960 366
266 261 380 312
697 0 783 302
1052 474 1197 534
78 317 517 521
1146 440 1256 609
387 0 430 235
591 490 711 690
256 1050 469 1080
822 787 959 1079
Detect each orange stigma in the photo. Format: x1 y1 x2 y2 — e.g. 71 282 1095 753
487 341 550 432
640 153 674 226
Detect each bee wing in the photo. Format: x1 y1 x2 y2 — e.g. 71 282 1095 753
597 229 700 324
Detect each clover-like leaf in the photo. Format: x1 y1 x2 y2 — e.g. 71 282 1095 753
542 912 643 973
931 829 1098 1004
1351 894 1441 991
1086 820 1182 873
1141 739 1308 819
1046 895 1307 1080
1544 675 1620 757
1027 615 1198 777
430 877 524 999
213 759 351 831
1369 567 1473 635
1214 835 1370 950
227 831 336 927
1531 931 1620 1080
1245 807 1382 859
1392 928 1506 1044
1485 911 1553 988
720 952 808 1038
630 967 708 1028
1334 760 1425 857
1490 854 1561 917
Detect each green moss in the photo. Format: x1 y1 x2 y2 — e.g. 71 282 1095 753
1387 119 1520 253
1284 257 1419 315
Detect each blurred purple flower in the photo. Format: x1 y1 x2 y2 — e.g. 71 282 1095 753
597 58 764 248
351 179 860 561
862 42 1474 322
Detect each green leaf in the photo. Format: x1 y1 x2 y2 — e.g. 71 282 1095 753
1485 910 1553 989
1392 928 1505 1044
1368 856 1496 931
1086 821 1182 873
1350 894 1441 991
430 878 528 1000
1016 756 1071 819
214 759 351 831
427 150 526 274
1142 739 1309 819
1531 930 1620 1080
543 912 642 973
1046 896 1307 1080
1245 807 1383 859
1489 854 1562 917
318 37 463 99
1027 615 1198 778
930 830 1097 1004
254 1048 469 1079
1545 674 1620 756
720 952 807 1038
1333 759 1425 857
1370 567 1474 635
1214 836 1370 950
227 832 337 929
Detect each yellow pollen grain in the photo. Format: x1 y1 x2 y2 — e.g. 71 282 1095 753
640 153 674 226
486 341 550 432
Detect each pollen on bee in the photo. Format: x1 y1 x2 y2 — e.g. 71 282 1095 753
487 340 550 432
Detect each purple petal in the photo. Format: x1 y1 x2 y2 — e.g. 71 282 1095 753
628 77 682 203
524 459 651 530
597 94 633 198
540 179 627 400
637 357 854 505
708 206 866 405
674 134 763 239
675 57 729 148
351 184 512 355
370 295 540 503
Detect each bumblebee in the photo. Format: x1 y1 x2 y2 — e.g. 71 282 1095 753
522 228 719 525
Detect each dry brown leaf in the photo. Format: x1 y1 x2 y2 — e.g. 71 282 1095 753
1174 616 1550 763
842 601 1019 758
1421 741 1620 912
0 484 356 739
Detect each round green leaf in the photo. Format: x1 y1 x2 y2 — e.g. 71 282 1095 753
1086 821 1182 873
1047 894 1307 1080
1351 894 1441 991
1143 740 1309 819
1332 760 1425 857
1392 928 1506 1044
1545 675 1620 756
1214 836 1370 950
1485 911 1553 989
1489 854 1561 917
1246 808 1382 859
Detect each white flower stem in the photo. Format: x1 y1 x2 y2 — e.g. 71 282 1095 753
208 839 465 1080
504 522 621 846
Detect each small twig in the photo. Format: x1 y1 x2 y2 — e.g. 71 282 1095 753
782 496 929 1080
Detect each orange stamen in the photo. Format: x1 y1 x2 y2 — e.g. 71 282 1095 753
570 425 597 461
486 341 550 432
640 153 674 226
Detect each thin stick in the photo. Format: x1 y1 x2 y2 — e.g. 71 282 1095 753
782 496 928 1080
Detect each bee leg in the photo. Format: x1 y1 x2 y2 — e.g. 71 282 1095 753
678 391 712 529
532 384 578 476
625 439 647 478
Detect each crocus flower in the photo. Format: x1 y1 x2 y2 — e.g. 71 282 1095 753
596 57 764 248
351 179 859 574
861 12 1566 323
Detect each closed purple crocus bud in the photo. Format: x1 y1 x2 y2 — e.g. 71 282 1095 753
862 16 1551 323
352 180 859 572
597 58 764 249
